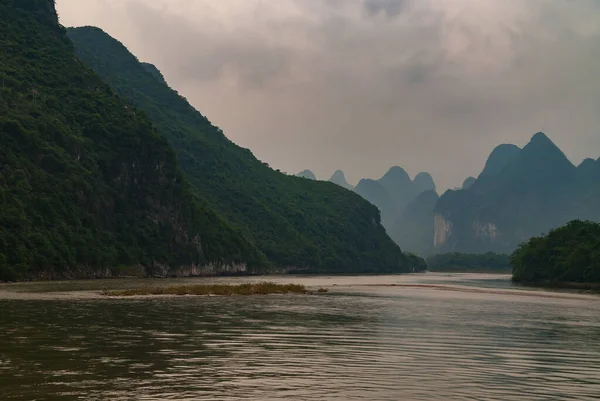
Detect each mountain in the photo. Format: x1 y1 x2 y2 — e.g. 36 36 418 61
389 190 439 256
434 132 595 254
378 166 415 210
329 170 353 190
354 179 395 223
296 170 316 180
351 166 437 236
462 177 476 189
67 26 420 274
140 62 168 85
413 172 436 194
478 144 521 178
0 0 266 281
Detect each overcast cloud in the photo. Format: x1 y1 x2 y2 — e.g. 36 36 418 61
56 0 600 190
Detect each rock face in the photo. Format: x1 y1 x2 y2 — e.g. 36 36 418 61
434 132 598 253
296 170 317 180
329 170 353 190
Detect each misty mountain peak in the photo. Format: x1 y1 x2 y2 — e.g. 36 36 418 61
530 131 552 144
521 132 570 162
413 172 436 193
329 170 353 189
297 170 317 180
381 166 410 181
479 144 521 178
330 169 347 182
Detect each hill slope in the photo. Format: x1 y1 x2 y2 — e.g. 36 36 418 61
67 26 417 273
0 0 265 280
511 220 600 284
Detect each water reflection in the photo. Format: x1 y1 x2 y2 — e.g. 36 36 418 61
1 275 599 400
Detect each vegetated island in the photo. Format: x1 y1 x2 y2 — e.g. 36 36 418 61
426 252 511 273
511 220 600 289
105 282 327 297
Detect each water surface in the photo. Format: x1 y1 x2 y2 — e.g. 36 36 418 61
1 273 599 400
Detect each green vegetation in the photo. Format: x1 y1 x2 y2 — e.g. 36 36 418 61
427 252 510 273
67 26 421 274
511 220 600 284
0 0 266 281
105 282 312 296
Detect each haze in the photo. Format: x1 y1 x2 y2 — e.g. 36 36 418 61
56 0 600 190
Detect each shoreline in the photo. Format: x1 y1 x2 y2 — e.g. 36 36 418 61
513 280 600 292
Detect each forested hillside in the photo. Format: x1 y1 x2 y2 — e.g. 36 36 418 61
511 220 600 284
0 0 266 280
67 26 419 273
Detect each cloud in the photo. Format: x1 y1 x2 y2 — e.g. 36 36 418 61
56 0 600 190
363 0 409 17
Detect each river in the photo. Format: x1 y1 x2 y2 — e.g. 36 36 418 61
1 273 599 400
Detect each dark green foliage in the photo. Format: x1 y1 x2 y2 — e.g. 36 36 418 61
0 1 266 280
427 252 510 273
511 220 600 284
66 26 418 273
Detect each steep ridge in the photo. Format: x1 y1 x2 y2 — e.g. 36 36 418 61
0 0 265 280
67 26 417 273
434 132 592 253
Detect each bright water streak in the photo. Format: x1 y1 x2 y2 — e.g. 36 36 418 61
1 274 600 400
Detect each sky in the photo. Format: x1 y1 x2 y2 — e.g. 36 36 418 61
56 0 600 190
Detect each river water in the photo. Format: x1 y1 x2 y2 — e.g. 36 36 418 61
1 273 599 400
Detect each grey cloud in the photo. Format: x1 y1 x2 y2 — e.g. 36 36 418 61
56 0 600 190
363 0 409 17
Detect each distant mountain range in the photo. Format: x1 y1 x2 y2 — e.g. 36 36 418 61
300 132 600 257
434 132 600 254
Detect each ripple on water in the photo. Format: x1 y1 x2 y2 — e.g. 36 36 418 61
0 275 600 400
